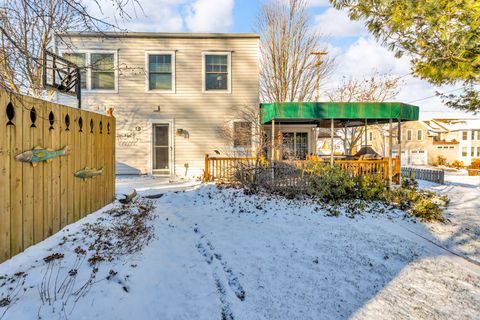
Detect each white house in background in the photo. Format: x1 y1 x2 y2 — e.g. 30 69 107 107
54 32 259 177
371 118 480 166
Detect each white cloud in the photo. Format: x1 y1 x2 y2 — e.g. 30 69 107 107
307 0 330 7
85 0 187 32
315 7 366 37
324 37 472 118
185 0 234 32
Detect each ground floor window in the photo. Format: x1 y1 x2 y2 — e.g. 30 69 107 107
233 121 252 149
462 147 467 157
281 132 308 160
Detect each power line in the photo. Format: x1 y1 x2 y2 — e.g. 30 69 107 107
407 87 464 103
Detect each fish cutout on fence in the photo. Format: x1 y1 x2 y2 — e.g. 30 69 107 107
75 167 104 180
15 146 70 166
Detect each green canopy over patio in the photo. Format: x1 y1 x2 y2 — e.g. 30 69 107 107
260 102 419 127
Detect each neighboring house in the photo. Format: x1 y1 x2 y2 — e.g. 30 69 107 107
370 119 480 166
54 32 260 177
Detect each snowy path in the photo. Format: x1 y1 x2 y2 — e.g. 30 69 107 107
418 173 480 263
0 180 479 319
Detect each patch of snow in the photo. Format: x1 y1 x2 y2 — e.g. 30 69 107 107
0 181 479 319
418 172 480 263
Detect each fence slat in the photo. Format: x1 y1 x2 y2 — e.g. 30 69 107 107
0 91 11 261
21 96 34 249
10 94 24 255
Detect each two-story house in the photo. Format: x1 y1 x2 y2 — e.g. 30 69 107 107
54 32 260 177
370 118 480 166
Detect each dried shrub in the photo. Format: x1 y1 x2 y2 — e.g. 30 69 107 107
449 159 464 169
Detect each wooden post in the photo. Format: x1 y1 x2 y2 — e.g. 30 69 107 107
204 154 209 181
330 118 334 165
388 118 393 187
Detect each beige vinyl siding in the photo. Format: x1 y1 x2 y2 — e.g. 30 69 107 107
56 34 259 176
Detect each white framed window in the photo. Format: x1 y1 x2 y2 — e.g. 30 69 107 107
462 131 468 140
62 52 87 89
60 50 118 92
233 121 252 149
368 131 373 141
476 146 480 157
462 147 467 157
417 129 423 140
406 129 413 141
202 52 231 93
145 51 176 92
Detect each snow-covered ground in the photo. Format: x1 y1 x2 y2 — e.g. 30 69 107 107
0 174 479 320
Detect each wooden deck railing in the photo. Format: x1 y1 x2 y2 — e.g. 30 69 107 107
204 154 401 183
204 154 256 182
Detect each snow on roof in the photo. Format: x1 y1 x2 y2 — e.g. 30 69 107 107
431 118 480 131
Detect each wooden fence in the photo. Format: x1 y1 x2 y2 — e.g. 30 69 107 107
204 154 256 182
401 167 445 184
204 154 401 184
0 89 116 263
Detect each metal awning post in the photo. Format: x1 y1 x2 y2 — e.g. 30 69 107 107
330 118 334 165
271 120 275 180
388 118 393 187
364 119 368 146
397 119 402 185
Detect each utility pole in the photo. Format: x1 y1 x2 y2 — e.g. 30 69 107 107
311 51 328 102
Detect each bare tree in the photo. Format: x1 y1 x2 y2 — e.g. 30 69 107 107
326 72 402 154
257 0 334 103
0 0 140 97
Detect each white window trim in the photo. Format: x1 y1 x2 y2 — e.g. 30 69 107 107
145 50 176 93
417 129 423 141
149 119 175 176
406 129 413 141
58 49 119 93
89 49 119 93
202 51 232 94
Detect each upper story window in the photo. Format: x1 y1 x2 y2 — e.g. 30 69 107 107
233 121 252 148
61 50 117 92
91 53 115 90
63 53 87 89
462 131 468 140
146 52 175 92
417 129 423 141
203 52 231 92
368 131 373 141
406 129 413 141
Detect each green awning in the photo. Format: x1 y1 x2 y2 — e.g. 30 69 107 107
260 102 419 127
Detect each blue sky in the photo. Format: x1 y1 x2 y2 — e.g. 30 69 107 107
91 0 472 119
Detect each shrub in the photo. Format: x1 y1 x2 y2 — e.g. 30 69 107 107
436 155 447 166
449 160 464 169
469 158 480 169
304 163 355 203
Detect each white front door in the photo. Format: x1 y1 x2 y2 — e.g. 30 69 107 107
152 123 171 175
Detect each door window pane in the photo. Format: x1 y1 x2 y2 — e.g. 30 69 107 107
205 55 228 90
91 53 115 90
154 125 169 146
282 133 295 160
149 55 173 90
295 132 308 159
154 125 169 170
63 53 87 89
